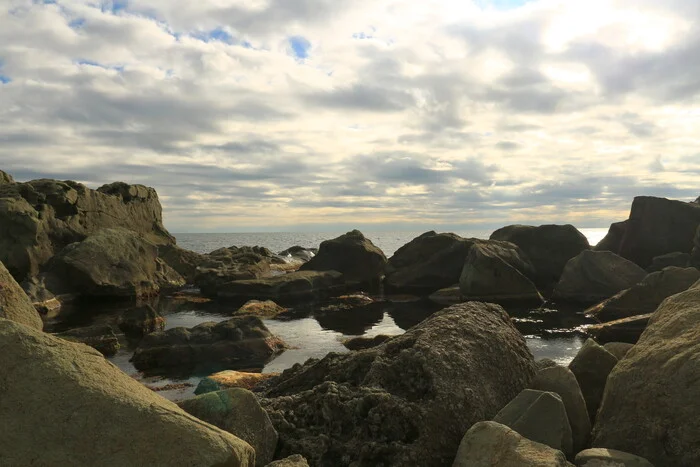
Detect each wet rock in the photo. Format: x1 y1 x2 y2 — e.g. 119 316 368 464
132 315 286 374
453 421 574 467
575 448 654 467
195 370 279 395
299 230 387 288
569 339 618 423
260 302 536 467
490 224 590 288
493 389 573 457
592 279 700 466
585 314 651 345
585 267 700 322
428 285 463 305
237 300 289 318
180 388 278 467
55 325 120 356
602 342 634 361
266 455 309 467
0 318 255 466
0 260 43 330
553 251 647 303
118 304 165 338
342 334 392 350
647 251 691 272
214 270 345 304
279 246 316 263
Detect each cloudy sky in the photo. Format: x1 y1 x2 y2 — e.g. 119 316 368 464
1 0 699 232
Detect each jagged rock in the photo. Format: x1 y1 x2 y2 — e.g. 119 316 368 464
490 224 590 288
260 302 536 466
0 170 13 184
385 231 474 294
532 365 591 453
602 342 634 361
647 251 691 272
43 228 185 299
299 230 387 287
553 251 647 303
118 304 165 337
493 389 573 457
132 315 285 374
180 388 278 467
460 240 541 303
585 314 651 345
575 448 654 467
585 267 700 322
0 318 255 466
342 334 392 350
195 252 272 298
55 325 120 356
266 455 310 467
595 220 628 253
195 370 279 395
0 261 43 330
592 279 700 466
158 244 206 283
237 300 289 318
0 176 174 282
569 339 618 423
453 421 574 467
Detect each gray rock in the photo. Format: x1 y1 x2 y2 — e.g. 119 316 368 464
553 251 647 303
180 388 278 466
493 389 573 457
536 358 560 371
428 285 463 305
55 325 120 356
602 342 634 361
592 279 700 466
575 448 654 467
0 170 14 184
118 304 165 337
585 315 651 345
453 421 574 467
266 455 309 467
595 221 627 253
0 260 43 330
647 252 690 272
0 318 255 466
532 366 591 453
569 339 618 423
158 244 207 283
214 270 346 304
342 334 392 350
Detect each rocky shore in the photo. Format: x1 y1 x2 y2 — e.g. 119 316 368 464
1 169 699 466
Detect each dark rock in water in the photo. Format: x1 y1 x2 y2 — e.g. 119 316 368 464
313 297 385 336
118 304 165 338
0 176 174 282
592 279 700 466
585 267 700 322
43 228 185 299
279 246 316 263
385 231 474 294
602 342 634 361
490 224 590 289
460 240 542 303
179 388 278 467
342 334 392 351
595 220 628 253
553 250 646 303
260 302 536 467
213 270 345 304
647 251 691 272
427 285 462 305
266 455 310 467
585 314 651 344
131 315 286 374
575 449 653 467
0 260 43 331
195 253 271 299
299 230 387 288
55 325 120 356
236 300 289 318
569 339 618 423
158 244 206 283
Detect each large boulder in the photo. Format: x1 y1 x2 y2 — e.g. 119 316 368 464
0 260 43 330
460 240 542 303
453 421 574 467
0 318 255 466
384 231 474 294
43 228 185 299
647 251 691 272
585 314 651 345
595 220 628 253
553 250 647 303
158 243 207 283
569 339 618 423
195 251 272 298
0 176 174 282
592 279 700 466
55 324 120 356
585 267 700 322
180 388 278 466
132 315 286 374
260 302 536 466
299 230 387 287
490 224 590 288
574 448 654 467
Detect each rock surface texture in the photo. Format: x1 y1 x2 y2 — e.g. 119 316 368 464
574 448 654 467
0 261 43 330
569 339 618 423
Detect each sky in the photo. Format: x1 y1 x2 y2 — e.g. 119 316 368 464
1 0 699 233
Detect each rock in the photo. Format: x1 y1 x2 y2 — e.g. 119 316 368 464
158 243 206 283
602 342 634 361
260 302 536 466
279 246 316 263
591 279 700 466
180 388 278 466
585 267 700 322
647 251 691 272
118 304 165 337
195 252 272 298
693 225 700 267
595 221 628 253
460 240 542 303
213 270 346 304
428 285 463 305
0 170 13 184
299 230 387 288
266 455 310 467
385 231 474 294
575 448 654 467
55 325 120 356
44 228 185 299
21 275 61 315
0 176 174 282
237 300 289 318
532 365 591 453
490 224 590 288
585 314 652 345
493 389 573 457
569 339 618 423
0 261 43 330
553 251 647 303
196 370 279 395
452 421 574 467
0 318 255 466
132 315 286 374
316 293 375 312
536 358 560 371
342 334 392 350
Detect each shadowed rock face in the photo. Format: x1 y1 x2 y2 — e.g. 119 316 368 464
0 260 43 331
260 302 536 467
0 176 174 281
